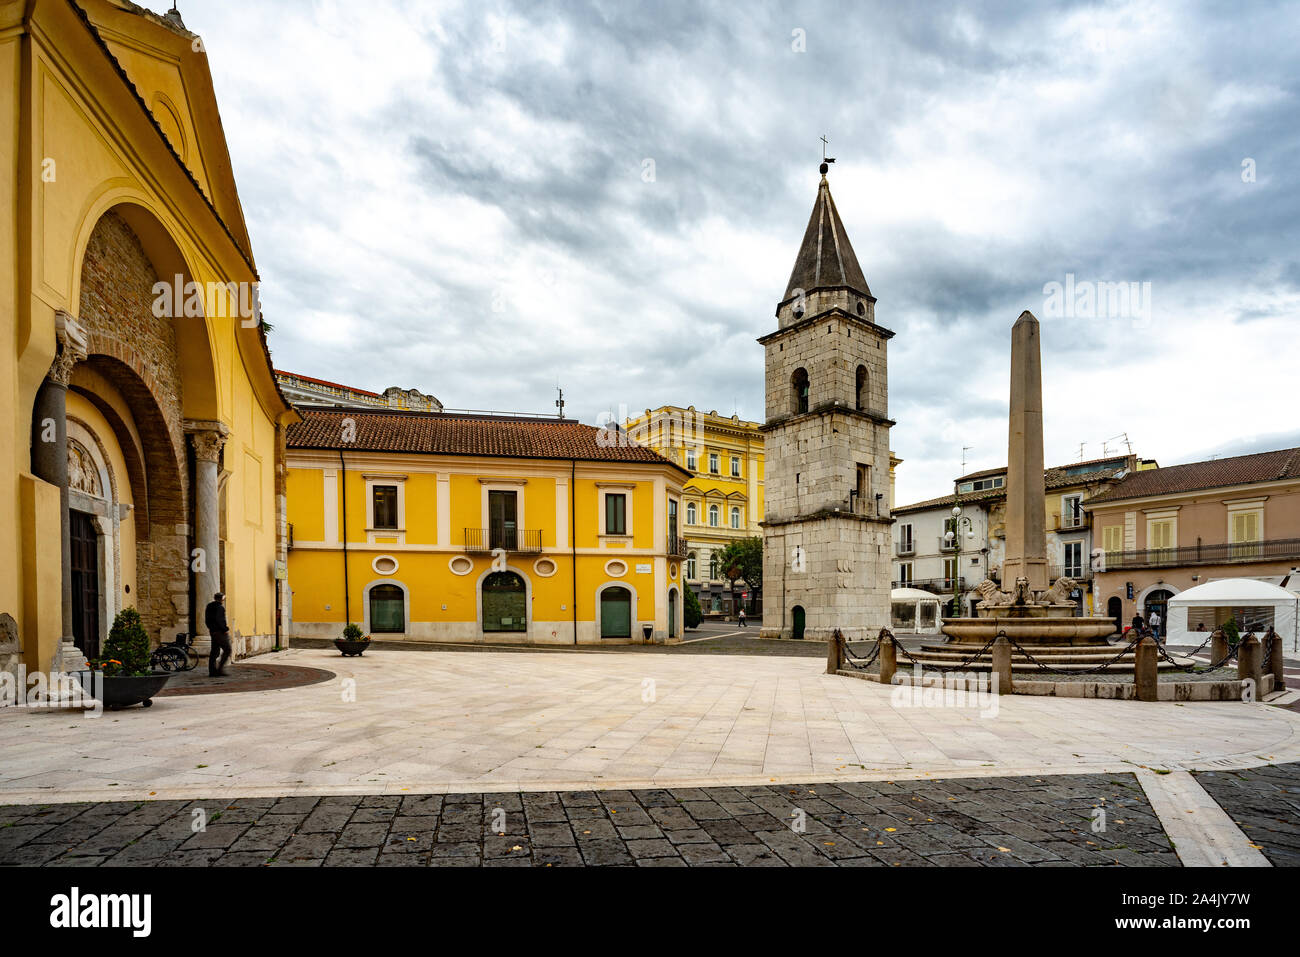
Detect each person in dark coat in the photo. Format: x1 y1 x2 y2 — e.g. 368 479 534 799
204 592 231 677
1131 612 1145 635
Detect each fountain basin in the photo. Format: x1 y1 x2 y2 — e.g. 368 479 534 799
940 615 1118 645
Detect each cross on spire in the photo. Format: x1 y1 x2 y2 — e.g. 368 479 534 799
819 135 836 175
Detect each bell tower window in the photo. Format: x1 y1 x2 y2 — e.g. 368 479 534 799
792 368 809 415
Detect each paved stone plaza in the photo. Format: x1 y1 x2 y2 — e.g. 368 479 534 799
0 646 1296 866
0 774 1177 867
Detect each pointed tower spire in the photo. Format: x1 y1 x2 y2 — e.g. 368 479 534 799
783 167 871 303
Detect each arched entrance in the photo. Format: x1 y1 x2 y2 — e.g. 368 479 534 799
1145 589 1174 638
791 605 806 640
368 583 405 634
483 571 527 633
600 586 633 639
1107 596 1123 636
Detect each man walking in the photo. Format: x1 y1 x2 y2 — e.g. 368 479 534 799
1149 608 1162 641
205 591 232 677
738 606 747 628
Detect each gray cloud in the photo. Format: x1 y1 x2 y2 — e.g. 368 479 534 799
179 0 1298 504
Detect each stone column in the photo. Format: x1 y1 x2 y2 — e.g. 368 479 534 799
1237 634 1262 701
878 635 896 684
1002 311 1048 592
36 313 89 673
186 421 229 655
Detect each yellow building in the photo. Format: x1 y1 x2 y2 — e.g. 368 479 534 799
284 407 691 643
1 0 294 677
623 406 764 615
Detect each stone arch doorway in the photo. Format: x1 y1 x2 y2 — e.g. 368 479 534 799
483 571 527 633
1144 588 1174 637
791 605 806 640
600 586 633 639
1107 596 1123 636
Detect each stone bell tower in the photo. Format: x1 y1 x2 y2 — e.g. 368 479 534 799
759 163 894 641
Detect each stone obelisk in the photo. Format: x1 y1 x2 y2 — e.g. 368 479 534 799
1001 310 1048 593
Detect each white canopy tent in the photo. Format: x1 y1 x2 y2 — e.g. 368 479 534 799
891 587 943 635
1166 578 1300 650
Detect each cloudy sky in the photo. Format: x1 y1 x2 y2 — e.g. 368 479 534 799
170 0 1297 505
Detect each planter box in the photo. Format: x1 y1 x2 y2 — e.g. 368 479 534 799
334 639 371 657
76 672 171 710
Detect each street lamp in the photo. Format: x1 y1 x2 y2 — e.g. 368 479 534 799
943 501 976 617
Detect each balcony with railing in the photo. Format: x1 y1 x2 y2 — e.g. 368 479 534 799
891 577 965 595
1054 511 1086 531
1100 537 1300 570
938 535 958 552
667 535 689 557
464 528 543 554
895 539 915 557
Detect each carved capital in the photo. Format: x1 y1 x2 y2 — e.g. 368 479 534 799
48 311 89 385
185 419 231 464
189 430 228 463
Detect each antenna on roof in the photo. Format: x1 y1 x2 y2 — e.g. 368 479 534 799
961 446 973 474
554 386 565 420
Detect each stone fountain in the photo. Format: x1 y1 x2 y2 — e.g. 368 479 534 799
919 311 1135 666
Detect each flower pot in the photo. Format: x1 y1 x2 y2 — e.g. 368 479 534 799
76 672 171 710
334 638 371 657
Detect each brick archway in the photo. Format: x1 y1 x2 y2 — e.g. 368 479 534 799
70 210 193 644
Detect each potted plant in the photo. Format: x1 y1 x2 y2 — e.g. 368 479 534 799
79 608 172 709
334 622 371 657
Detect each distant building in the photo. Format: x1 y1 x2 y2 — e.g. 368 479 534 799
276 369 443 413
1087 447 1300 634
623 406 764 616
893 455 1153 616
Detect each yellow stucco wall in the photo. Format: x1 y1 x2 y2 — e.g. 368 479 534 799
2 1 292 670
285 453 686 643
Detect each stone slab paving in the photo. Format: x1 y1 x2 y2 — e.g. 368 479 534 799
0 774 1179 867
1 648 1299 804
1194 761 1300 867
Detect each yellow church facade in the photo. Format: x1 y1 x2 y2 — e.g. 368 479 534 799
1 0 294 677
284 409 692 643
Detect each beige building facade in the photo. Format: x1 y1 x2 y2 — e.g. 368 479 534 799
1087 447 1300 633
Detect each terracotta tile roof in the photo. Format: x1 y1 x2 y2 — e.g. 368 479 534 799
895 458 1131 515
287 408 689 473
1087 448 1300 504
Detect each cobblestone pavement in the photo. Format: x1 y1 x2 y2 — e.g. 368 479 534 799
0 773 1177 867
1194 762 1300 867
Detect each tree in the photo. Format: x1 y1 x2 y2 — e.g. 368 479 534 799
100 607 151 676
716 537 762 613
683 586 704 630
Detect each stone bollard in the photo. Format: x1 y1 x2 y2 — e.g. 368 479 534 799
1269 632 1286 691
992 635 1014 695
1135 636 1159 702
879 635 896 685
1238 634 1262 701
1211 628 1228 666
826 631 843 674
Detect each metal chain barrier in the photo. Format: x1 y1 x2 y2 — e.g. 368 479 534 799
1002 631 1145 677
839 628 883 671
891 632 1001 673
1156 630 1239 674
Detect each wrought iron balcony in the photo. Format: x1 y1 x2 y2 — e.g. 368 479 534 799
1054 512 1086 531
668 535 689 557
891 577 965 595
464 528 543 554
1098 537 1300 571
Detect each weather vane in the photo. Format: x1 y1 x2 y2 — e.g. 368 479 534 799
820 134 836 175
